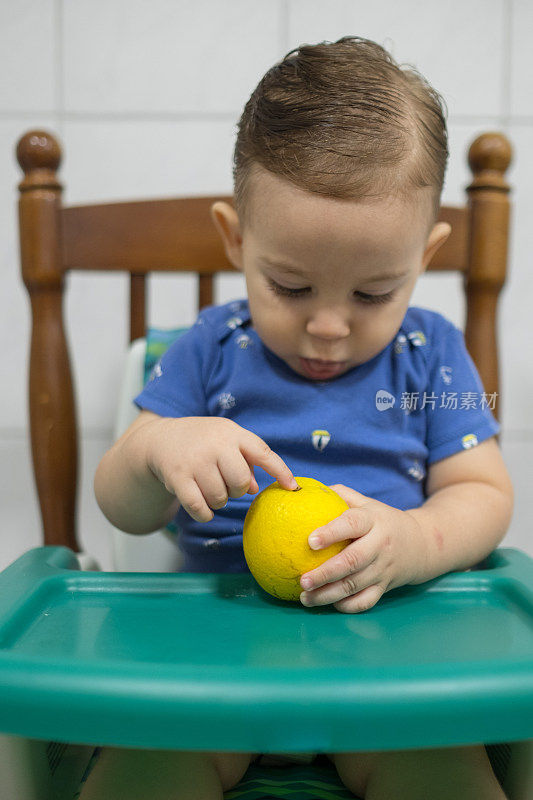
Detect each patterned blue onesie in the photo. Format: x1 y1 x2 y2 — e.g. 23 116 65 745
134 298 500 575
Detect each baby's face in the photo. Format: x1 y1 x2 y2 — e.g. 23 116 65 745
213 168 449 381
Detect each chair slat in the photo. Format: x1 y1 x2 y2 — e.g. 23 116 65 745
199 273 214 309
130 274 146 342
429 207 469 272
62 197 236 273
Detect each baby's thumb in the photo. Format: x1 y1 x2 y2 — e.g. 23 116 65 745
329 484 369 506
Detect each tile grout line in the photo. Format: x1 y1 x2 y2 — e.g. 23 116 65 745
501 0 513 125
54 0 65 140
2 111 533 125
280 0 290 54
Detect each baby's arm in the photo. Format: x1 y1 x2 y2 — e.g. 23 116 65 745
94 410 179 534
406 436 514 583
94 410 298 535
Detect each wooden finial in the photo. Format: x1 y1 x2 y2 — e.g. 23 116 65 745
16 128 79 552
467 132 513 192
16 130 62 192
464 132 513 425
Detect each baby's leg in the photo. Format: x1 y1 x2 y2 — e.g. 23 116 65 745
331 744 508 799
79 746 256 799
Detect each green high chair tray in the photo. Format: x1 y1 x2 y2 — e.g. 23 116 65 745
0 546 532 755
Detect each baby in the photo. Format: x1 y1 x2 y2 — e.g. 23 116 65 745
85 36 513 800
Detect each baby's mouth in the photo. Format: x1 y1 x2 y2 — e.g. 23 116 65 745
299 358 347 379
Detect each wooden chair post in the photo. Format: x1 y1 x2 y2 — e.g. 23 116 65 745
16 131 79 551
465 132 513 423
129 274 147 342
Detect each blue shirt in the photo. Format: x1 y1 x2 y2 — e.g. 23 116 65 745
135 298 500 573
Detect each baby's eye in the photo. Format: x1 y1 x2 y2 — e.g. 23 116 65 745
266 278 396 305
355 290 396 305
267 279 309 298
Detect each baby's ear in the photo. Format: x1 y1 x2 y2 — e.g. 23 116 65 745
422 221 452 270
210 201 244 270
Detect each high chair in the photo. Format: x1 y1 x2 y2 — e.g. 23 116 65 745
0 129 532 800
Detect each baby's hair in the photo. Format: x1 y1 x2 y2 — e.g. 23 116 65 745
233 36 448 232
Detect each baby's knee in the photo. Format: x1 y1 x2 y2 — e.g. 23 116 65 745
335 745 506 800
207 750 257 792
330 751 380 797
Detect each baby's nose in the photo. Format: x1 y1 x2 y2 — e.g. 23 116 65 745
306 308 351 340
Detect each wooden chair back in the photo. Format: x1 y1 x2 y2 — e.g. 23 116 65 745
15 130 512 554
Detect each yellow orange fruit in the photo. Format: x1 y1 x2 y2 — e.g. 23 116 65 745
243 476 350 601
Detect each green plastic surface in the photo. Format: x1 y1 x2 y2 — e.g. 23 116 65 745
0 546 531 752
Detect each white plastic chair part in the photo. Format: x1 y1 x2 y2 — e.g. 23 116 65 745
75 552 101 571
113 338 148 441
110 337 184 573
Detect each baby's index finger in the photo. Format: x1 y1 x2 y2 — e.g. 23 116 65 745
271 462 299 491
247 440 299 491
284 476 300 491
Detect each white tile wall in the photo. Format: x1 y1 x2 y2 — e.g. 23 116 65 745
63 119 237 205
510 0 533 115
1 0 531 572
0 0 56 111
288 0 507 117
63 0 284 115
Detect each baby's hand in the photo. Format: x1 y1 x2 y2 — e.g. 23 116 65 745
144 416 298 522
299 484 424 613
